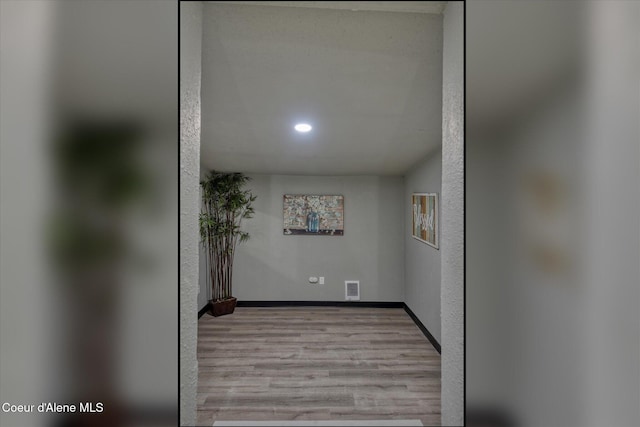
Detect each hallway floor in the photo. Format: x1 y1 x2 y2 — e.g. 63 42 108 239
196 307 441 426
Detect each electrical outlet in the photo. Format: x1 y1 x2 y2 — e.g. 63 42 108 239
319 276 325 285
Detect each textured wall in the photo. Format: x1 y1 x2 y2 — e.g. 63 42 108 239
179 2 202 425
224 174 405 302
441 1 464 425
404 149 442 343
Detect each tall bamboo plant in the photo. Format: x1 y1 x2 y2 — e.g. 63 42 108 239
200 171 256 302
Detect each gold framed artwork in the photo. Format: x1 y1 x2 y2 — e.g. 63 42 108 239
412 193 438 249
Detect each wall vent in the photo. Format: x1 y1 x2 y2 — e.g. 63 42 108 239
345 280 360 301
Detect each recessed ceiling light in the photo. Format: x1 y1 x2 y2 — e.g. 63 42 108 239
294 123 312 133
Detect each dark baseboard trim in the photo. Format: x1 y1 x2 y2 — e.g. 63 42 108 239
404 303 441 354
198 303 211 319
236 300 404 308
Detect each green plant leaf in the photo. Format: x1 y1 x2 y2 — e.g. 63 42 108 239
199 170 256 300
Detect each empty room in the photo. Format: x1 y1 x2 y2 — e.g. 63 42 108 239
180 1 463 426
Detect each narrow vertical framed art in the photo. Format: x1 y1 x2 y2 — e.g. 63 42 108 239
412 193 438 249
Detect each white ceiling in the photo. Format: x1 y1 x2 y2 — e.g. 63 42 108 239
200 2 445 176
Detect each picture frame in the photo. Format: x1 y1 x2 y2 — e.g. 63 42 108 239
412 193 438 249
283 194 344 236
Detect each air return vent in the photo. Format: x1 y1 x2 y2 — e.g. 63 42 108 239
345 280 360 301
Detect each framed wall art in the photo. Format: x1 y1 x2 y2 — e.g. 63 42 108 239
412 193 438 248
283 194 344 236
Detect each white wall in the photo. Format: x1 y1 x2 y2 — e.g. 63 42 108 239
0 2 52 426
466 44 589 427
503 78 585 427
584 3 639 426
221 174 405 302
404 149 442 343
465 131 511 410
179 1 202 425
441 1 464 425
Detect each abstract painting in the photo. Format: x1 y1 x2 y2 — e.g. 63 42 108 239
283 195 344 236
412 193 438 248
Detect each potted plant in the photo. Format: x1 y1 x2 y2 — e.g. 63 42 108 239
200 170 256 316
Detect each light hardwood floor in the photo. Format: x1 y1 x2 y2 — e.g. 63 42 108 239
196 307 441 426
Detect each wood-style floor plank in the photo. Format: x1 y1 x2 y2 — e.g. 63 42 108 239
197 307 440 426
